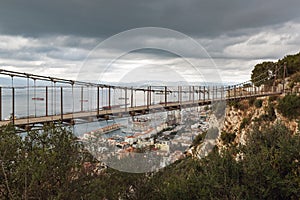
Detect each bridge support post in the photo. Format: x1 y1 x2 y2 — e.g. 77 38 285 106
203 86 205 101
146 86 150 109
190 86 192 102
125 87 128 112
165 86 167 107
131 87 133 108
97 86 100 116
152 89 155 105
149 86 151 106
227 86 230 99
46 86 48 116
208 86 210 100
108 86 111 109
81 86 83 112
178 86 180 103
150 87 153 106
211 86 213 101
192 86 195 103
198 86 200 101
234 86 236 98
197 86 199 102
61 87 63 122
12 87 15 125
0 87 2 121
179 86 182 104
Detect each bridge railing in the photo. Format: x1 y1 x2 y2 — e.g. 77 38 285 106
0 83 283 124
0 69 283 126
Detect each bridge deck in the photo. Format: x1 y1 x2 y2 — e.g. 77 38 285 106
0 91 281 127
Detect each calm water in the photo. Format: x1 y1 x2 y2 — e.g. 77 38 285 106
0 86 207 120
1 86 187 136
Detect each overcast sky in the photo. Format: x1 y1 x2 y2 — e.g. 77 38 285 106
0 0 300 84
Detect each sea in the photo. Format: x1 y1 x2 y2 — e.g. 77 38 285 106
0 86 190 136
0 75 229 137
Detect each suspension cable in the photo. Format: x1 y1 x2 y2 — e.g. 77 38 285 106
251 64 283 82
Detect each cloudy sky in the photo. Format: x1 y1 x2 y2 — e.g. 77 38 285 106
0 0 300 84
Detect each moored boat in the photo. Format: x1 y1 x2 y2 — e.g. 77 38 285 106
80 123 122 140
32 97 44 101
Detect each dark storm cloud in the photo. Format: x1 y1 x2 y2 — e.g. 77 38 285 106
0 0 300 37
1 0 300 83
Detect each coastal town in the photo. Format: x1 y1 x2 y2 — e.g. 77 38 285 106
80 106 211 169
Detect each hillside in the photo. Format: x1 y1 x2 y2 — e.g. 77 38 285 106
150 93 300 199
220 95 299 146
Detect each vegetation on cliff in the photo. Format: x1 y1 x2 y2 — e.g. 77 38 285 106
278 94 300 119
251 52 300 86
140 123 299 200
0 120 299 199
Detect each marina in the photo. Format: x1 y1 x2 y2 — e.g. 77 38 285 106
79 107 211 168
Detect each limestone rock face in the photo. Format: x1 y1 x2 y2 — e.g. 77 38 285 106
192 95 299 157
222 96 298 145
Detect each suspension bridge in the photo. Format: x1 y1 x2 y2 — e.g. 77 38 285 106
0 68 285 131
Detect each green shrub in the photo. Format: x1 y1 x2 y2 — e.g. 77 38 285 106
254 99 263 108
252 117 259 122
204 105 209 111
240 117 250 129
268 95 278 102
192 132 206 146
139 123 300 200
228 100 247 110
266 103 276 121
290 71 300 83
256 103 276 122
228 100 239 109
220 131 236 144
248 97 256 106
277 94 300 119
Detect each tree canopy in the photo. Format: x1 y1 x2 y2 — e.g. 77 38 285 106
0 122 299 199
251 52 300 86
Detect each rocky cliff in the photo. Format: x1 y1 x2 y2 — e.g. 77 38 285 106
221 95 299 146
192 94 300 157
